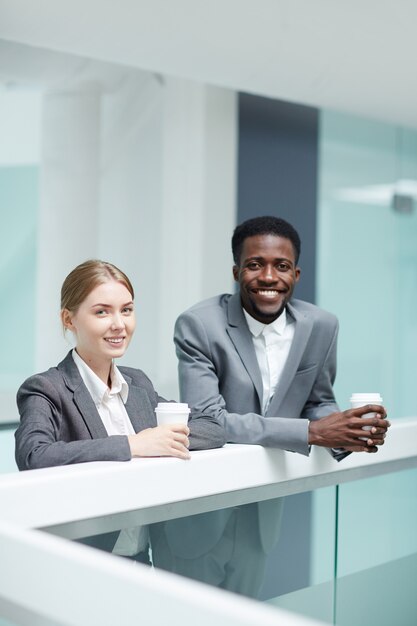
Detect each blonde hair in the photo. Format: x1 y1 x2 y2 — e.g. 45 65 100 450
61 260 134 315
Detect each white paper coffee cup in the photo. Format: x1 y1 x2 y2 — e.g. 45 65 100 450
350 393 383 440
155 402 190 426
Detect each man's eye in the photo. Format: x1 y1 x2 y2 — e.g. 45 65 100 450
277 263 290 271
247 262 260 270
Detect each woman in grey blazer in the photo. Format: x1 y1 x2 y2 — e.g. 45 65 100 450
15 260 224 471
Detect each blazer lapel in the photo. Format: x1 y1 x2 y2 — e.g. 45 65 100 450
73 385 109 439
266 301 314 417
226 293 263 409
58 352 108 439
123 375 157 432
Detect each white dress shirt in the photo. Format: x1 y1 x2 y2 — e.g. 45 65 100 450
243 309 295 415
72 350 148 556
72 349 135 437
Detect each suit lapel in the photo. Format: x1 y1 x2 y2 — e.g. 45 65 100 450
58 352 108 439
266 301 313 416
123 375 157 432
58 352 156 437
73 384 108 438
226 293 263 409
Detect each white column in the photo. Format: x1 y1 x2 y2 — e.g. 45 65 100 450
97 71 165 381
36 87 101 370
97 75 237 399
156 79 237 397
35 75 237 399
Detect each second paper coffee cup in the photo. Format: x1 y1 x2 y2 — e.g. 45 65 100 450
155 402 190 426
350 392 383 440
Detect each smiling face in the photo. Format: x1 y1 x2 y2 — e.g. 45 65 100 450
62 280 135 380
233 234 300 324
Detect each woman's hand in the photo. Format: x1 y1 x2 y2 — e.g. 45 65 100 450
128 424 191 460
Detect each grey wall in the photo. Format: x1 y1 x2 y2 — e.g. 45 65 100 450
237 92 320 597
237 93 319 304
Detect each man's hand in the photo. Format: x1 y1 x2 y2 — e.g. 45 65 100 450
308 405 390 453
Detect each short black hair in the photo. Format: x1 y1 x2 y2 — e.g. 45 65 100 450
232 216 301 265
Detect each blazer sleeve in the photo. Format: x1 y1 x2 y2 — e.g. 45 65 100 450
149 395 225 452
174 311 310 456
15 374 132 470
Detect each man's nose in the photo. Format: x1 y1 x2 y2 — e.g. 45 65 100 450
258 265 277 282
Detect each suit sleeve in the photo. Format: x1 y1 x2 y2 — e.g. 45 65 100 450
135 370 226 452
175 312 310 456
15 375 132 470
175 409 226 451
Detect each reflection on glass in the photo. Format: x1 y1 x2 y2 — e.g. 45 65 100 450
68 489 335 623
268 488 336 624
151 499 284 598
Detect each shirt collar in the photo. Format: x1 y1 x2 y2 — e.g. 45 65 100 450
243 307 288 338
72 349 129 406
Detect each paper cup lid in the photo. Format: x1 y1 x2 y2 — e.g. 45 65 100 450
155 402 190 412
350 393 383 403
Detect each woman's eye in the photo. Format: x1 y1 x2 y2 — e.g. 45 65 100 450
95 309 106 316
122 307 134 314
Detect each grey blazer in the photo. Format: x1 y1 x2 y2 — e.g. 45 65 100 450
15 351 225 471
174 293 341 457
150 295 343 566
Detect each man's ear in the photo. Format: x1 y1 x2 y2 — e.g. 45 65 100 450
295 267 301 282
233 265 239 282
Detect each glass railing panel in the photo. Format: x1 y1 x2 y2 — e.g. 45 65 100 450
336 467 417 625
62 489 335 624
269 487 336 624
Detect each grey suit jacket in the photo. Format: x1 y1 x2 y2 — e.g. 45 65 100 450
150 294 342 564
15 351 225 471
174 293 341 457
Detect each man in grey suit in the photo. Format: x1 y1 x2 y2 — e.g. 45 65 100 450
175 216 389 455
151 216 390 596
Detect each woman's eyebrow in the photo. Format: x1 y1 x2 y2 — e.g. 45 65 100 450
90 301 134 308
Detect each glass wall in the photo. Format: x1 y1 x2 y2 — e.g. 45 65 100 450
317 109 417 625
317 109 417 418
0 90 40 424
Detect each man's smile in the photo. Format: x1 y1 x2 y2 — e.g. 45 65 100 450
251 288 286 299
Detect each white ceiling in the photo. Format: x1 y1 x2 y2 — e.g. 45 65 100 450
1 0 416 127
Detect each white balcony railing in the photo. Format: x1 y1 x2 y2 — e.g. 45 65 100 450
0 417 416 626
